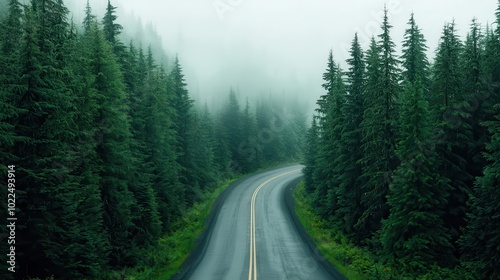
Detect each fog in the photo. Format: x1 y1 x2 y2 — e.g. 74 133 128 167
69 0 497 111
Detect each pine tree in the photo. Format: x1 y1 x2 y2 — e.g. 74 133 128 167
356 9 399 239
170 55 199 204
324 65 347 218
220 89 244 172
124 43 183 234
356 37 391 239
489 0 500 118
303 117 319 194
85 22 139 267
44 9 125 278
82 0 95 33
431 22 474 248
312 50 340 216
255 100 272 164
378 6 400 122
147 62 181 233
401 13 429 86
0 1 24 278
102 0 125 63
239 98 260 172
213 114 232 176
280 100 306 160
483 18 500 109
334 33 365 237
0 0 24 164
459 103 500 280
459 4 500 278
431 22 466 111
255 98 287 164
125 43 162 247
188 108 217 189
269 102 288 163
10 2 112 278
462 19 492 185
381 80 454 272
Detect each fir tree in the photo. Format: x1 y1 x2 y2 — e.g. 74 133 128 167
213 113 232 176
356 37 391 239
334 33 365 238
460 104 500 280
239 98 260 172
220 89 244 172
281 100 306 160
356 9 399 239
431 22 465 111
324 64 347 218
259 99 288 163
462 19 492 185
381 80 454 272
170 55 199 204
303 117 319 194
431 22 474 248
255 100 273 164
101 0 125 63
459 5 500 278
125 44 162 246
85 22 138 266
401 13 429 86
378 6 400 121
0 0 24 164
0 1 24 278
148 63 181 233
82 0 95 33
312 50 340 216
188 109 217 189
12 2 111 278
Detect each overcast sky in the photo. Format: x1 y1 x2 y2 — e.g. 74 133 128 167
81 0 498 110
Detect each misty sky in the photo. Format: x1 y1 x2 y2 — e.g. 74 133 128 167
84 0 498 110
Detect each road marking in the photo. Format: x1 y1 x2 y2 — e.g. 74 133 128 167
248 169 301 280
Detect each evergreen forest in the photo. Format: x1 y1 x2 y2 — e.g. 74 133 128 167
1 0 500 279
0 0 305 279
303 3 500 279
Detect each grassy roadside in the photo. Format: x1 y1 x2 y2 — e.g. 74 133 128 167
292 181 385 280
125 178 235 280
293 181 463 280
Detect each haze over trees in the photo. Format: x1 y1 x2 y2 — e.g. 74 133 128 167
0 0 305 279
304 4 500 278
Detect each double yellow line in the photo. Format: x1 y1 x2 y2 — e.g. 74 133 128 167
248 169 301 280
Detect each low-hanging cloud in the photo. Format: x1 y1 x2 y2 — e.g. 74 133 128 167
71 0 498 112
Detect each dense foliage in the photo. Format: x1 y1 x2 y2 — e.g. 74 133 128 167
0 1 305 279
304 4 500 278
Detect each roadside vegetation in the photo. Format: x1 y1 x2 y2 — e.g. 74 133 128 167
293 181 461 280
125 178 234 280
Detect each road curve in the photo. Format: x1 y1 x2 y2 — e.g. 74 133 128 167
173 165 346 280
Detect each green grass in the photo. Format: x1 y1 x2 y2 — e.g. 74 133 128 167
293 181 464 280
293 181 378 280
126 178 235 280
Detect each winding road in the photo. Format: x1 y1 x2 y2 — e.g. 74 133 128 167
174 165 346 280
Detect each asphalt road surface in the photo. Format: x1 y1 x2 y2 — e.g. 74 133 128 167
176 165 346 280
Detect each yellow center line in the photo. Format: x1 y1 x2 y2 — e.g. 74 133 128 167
248 169 301 280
